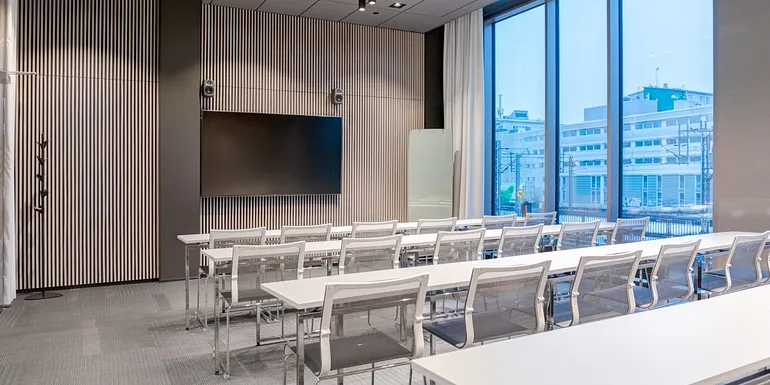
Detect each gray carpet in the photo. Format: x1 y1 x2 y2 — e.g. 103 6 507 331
0 281 453 385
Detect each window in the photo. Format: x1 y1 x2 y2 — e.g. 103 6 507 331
558 0 607 221
620 0 714 237
491 4 546 215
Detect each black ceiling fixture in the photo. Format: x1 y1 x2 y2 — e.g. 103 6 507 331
368 0 376 4
358 0 366 11
390 2 406 9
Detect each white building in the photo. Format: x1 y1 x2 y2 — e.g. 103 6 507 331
495 86 713 224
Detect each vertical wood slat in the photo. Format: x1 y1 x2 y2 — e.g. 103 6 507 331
199 5 425 234
16 0 158 290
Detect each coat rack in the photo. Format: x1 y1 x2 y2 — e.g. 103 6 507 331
26 135 61 300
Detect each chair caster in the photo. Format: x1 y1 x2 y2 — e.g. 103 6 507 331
215 370 220 375
223 374 231 380
185 327 189 331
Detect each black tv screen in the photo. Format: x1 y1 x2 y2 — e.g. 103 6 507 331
201 111 343 196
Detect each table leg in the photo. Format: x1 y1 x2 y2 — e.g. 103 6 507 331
296 312 305 385
336 313 344 385
185 244 191 330
214 277 220 374
546 279 554 331
695 256 703 301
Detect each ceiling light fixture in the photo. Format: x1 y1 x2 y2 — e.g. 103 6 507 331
368 0 376 4
359 0 366 11
390 2 406 9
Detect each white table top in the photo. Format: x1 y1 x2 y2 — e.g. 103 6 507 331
201 222 617 266
176 217 525 245
260 231 753 309
412 277 770 385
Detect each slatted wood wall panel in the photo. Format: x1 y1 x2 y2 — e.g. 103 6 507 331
16 0 158 290
200 6 425 232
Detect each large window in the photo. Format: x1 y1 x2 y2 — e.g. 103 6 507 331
558 0 607 222
492 5 546 215
485 0 714 238
621 0 714 237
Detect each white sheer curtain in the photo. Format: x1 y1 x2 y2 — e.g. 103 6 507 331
444 9 485 219
1 0 17 305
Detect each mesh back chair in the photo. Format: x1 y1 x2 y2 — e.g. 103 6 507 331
555 221 600 251
339 235 403 275
481 215 517 255
611 217 650 244
423 261 551 351
216 242 305 378
481 215 517 230
416 217 458 234
700 232 770 296
497 225 543 258
351 220 398 239
643 240 701 307
284 274 430 385
280 224 332 275
553 250 642 327
586 242 701 310
523 212 556 226
280 224 332 243
430 229 485 265
198 228 267 329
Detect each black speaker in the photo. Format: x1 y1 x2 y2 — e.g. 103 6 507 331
331 88 344 105
202 79 215 98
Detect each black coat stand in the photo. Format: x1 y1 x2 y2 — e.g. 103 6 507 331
26 136 61 300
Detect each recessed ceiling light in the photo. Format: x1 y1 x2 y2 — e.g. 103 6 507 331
390 2 406 8
368 0 376 4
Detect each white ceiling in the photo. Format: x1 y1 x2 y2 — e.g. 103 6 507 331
209 0 497 33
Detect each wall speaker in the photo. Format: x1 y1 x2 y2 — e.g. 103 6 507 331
331 88 344 105
202 79 215 98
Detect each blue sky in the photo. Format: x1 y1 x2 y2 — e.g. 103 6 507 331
494 0 714 124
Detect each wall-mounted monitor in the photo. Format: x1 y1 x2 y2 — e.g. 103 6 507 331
201 111 343 197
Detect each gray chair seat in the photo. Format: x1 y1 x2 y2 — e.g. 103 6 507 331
699 269 763 292
220 288 274 306
581 283 691 307
303 259 325 268
423 312 528 347
582 285 655 307
199 264 232 277
703 268 767 283
551 297 631 326
290 331 411 374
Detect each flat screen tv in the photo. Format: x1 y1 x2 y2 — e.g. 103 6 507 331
201 111 343 196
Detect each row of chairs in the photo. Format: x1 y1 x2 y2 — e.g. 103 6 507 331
204 216 651 379
276 231 770 384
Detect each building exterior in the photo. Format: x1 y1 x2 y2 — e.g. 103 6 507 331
494 86 713 236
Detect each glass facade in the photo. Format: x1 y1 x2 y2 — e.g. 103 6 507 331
558 0 607 223
621 0 714 237
486 0 714 238
492 5 546 216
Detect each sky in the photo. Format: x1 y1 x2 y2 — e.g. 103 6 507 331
494 0 714 124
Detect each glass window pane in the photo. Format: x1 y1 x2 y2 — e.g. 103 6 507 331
558 0 607 222
621 0 713 237
493 6 546 215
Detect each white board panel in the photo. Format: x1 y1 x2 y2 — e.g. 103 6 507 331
408 129 453 221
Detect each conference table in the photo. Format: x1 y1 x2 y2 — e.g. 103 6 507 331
184 220 612 330
412 278 770 385
177 217 523 330
258 231 753 385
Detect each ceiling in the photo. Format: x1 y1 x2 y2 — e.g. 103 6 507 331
208 0 498 33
